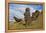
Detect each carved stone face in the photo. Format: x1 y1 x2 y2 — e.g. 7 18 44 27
26 8 30 11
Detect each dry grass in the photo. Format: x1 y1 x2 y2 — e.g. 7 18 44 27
8 14 44 30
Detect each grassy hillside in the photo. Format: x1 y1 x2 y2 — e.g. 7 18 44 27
8 13 44 30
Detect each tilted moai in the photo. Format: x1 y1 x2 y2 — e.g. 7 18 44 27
24 8 31 26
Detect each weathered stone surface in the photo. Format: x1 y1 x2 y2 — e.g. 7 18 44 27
24 8 32 26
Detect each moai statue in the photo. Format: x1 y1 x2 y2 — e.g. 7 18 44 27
24 8 31 26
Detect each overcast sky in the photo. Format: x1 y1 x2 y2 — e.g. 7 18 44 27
9 4 43 21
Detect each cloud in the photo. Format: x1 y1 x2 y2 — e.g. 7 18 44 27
29 7 35 16
9 4 42 22
9 7 35 22
39 9 42 12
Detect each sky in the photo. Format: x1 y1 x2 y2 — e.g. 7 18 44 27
9 4 43 21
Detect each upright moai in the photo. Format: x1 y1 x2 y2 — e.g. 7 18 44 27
24 8 31 26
